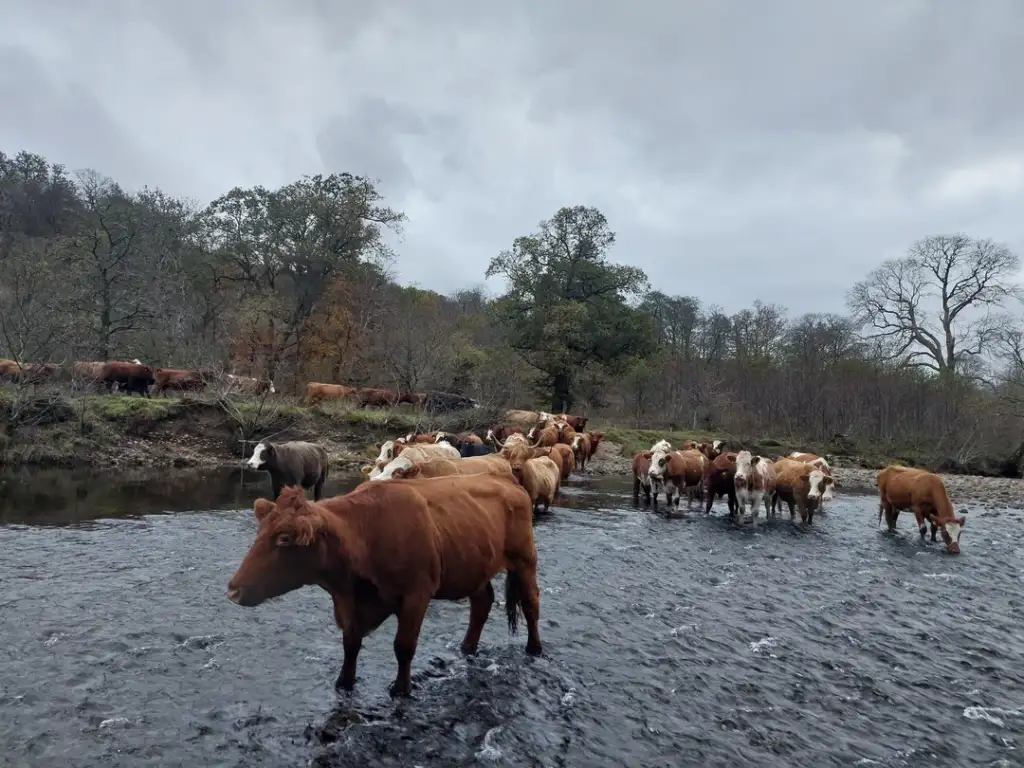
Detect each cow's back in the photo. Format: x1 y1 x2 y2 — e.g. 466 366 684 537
458 455 513 478
403 475 535 596
277 441 328 483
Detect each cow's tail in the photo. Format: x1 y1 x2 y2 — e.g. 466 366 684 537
505 572 524 635
877 503 884 527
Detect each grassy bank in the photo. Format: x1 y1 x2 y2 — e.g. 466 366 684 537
0 391 448 470
0 390 1015 476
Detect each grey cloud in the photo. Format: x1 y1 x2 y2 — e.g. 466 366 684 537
0 0 1021 314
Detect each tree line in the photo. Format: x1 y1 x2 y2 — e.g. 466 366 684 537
3 149 1024 468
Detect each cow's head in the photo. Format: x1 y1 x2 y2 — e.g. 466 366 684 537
373 440 398 466
247 442 273 470
803 469 834 508
934 514 966 554
651 439 672 454
733 450 755 491
373 454 417 481
647 448 671 483
227 488 326 607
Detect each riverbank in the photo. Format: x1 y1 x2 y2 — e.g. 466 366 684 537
1 392 1019 506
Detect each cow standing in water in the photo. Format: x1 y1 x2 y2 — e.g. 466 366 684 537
226 479 542 697
246 441 330 501
733 451 776 527
876 465 965 554
772 458 833 524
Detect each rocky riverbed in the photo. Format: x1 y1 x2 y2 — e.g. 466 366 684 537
581 443 1024 509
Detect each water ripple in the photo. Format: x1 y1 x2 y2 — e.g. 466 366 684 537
1 470 1022 766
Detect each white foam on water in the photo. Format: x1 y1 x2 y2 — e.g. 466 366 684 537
475 726 504 761
963 706 1024 727
749 637 778 656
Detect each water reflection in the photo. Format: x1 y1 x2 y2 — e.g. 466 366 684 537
0 466 366 525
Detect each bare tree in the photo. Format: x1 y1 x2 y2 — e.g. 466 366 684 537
847 234 1020 379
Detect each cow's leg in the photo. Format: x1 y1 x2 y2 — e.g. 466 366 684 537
334 597 391 693
912 506 928 538
633 475 641 501
763 494 772 519
460 581 494 655
929 521 939 542
390 594 430 697
884 505 898 531
313 473 326 502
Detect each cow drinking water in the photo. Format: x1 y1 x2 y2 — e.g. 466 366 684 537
876 465 965 554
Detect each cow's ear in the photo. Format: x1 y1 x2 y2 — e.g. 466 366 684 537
825 476 834 485
254 499 275 521
263 443 275 457
751 455 761 465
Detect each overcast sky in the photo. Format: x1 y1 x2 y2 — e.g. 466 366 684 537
1 0 1021 315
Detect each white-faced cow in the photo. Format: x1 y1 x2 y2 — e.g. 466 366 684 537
733 450 776 527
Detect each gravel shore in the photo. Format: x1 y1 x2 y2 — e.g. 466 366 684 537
581 443 1024 510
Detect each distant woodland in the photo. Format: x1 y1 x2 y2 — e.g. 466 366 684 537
4 149 1024 470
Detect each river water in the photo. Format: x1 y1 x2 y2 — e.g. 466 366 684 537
1 466 1022 767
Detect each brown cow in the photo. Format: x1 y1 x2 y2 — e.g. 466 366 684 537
632 451 654 502
306 382 358 406
541 443 575 481
227 480 542 697
552 413 588 431
555 421 578 446
648 448 706 510
877 465 965 554
357 387 400 408
680 439 697 451
509 455 561 513
504 409 543 427
72 361 106 391
704 452 739 515
772 458 834 524
529 423 559 448
698 440 724 461
571 433 592 470
0 360 58 384
100 361 155 396
789 451 832 475
733 451 776 526
152 368 208 396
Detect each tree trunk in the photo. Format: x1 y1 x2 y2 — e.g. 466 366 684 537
551 371 571 413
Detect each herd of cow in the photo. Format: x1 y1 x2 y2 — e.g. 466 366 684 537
0 358 486 415
228 405 968 699
632 438 965 555
0 358 275 396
